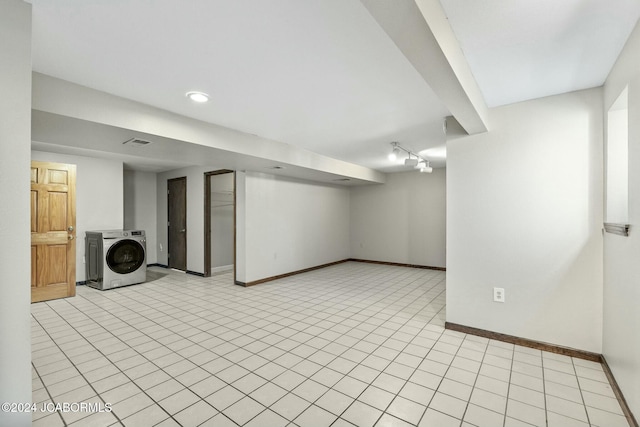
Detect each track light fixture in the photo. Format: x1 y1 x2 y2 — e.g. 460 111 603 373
387 142 432 173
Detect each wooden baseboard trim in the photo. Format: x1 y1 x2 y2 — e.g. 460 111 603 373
446 322 637 424
349 258 446 271
601 356 639 427
153 259 444 287
236 259 350 287
235 258 445 287
146 264 205 277
186 270 205 277
147 263 168 268
444 322 601 362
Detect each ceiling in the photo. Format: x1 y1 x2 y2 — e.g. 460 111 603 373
440 0 640 108
27 0 640 175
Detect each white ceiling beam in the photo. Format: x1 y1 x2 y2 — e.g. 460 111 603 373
360 0 489 135
31 73 386 184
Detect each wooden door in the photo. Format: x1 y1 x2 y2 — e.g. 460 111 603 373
31 161 76 303
168 177 187 270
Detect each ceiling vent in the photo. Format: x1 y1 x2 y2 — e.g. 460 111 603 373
123 138 154 147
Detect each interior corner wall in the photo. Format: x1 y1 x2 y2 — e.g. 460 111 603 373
124 170 158 264
349 170 446 268
241 171 350 283
31 151 123 282
602 17 640 418
446 88 604 353
0 1 32 425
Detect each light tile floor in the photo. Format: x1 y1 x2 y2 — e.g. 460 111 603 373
30 262 630 427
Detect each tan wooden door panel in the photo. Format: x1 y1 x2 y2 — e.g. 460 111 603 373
31 161 76 303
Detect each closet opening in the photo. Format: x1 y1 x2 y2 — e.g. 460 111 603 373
204 170 235 278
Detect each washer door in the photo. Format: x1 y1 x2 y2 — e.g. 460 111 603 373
106 239 145 274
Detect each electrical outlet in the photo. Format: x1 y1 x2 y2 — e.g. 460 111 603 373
493 287 505 303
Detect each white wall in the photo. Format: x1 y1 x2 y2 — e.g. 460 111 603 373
237 172 350 283
603 17 640 419
0 2 32 425
210 173 234 270
446 88 604 353
31 151 124 282
350 170 446 268
124 170 158 264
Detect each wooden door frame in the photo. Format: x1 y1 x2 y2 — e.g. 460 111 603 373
167 176 187 271
204 169 235 279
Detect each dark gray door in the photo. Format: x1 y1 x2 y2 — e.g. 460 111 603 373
168 177 187 271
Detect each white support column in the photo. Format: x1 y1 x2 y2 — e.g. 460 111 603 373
0 1 33 426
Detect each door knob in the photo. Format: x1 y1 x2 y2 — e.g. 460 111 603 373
68 235 74 240
68 226 74 232
180 229 186 233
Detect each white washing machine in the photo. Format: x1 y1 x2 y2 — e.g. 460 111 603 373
86 230 146 290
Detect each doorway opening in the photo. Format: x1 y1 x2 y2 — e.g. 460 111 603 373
204 170 235 278
605 86 629 226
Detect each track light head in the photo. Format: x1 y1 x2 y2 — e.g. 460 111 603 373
405 157 419 167
388 142 400 161
419 160 432 173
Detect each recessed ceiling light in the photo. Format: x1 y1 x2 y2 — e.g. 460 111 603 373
186 91 209 103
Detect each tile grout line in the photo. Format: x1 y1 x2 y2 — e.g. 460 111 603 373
411 302 452 426
455 332 491 427
322 282 447 426
31 263 622 427
38 293 206 426
542 354 548 427
571 357 592 427
232 267 444 425
31 312 125 427
252 270 446 426
503 342 515 427
30 362 67 427
51 265 442 426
